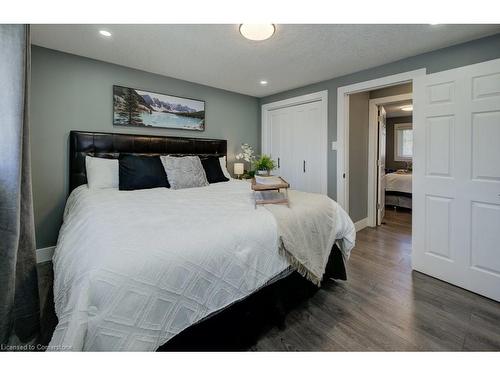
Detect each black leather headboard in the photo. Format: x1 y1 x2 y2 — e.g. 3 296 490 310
69 131 227 192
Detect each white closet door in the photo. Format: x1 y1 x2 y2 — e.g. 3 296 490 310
413 58 500 301
269 107 296 188
269 109 283 176
267 100 325 194
294 101 324 193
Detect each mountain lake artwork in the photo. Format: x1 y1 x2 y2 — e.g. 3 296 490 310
113 85 205 131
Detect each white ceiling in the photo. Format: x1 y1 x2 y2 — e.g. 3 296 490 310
31 24 500 97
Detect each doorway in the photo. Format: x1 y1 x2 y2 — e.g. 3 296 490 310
339 59 500 302
369 93 413 227
342 76 417 230
336 69 425 215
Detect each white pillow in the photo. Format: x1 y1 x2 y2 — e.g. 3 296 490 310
219 156 231 179
85 156 119 189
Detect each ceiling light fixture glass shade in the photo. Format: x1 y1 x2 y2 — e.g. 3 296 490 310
401 105 413 111
99 30 112 37
239 24 275 41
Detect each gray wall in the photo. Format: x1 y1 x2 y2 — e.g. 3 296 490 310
386 116 413 170
31 46 261 248
370 82 412 99
348 92 369 222
260 33 500 215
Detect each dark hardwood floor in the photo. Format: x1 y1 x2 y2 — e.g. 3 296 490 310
251 208 500 351
37 208 500 351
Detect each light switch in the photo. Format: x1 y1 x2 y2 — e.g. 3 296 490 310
331 141 338 151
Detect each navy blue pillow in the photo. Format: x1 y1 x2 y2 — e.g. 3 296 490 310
119 155 170 190
201 156 229 184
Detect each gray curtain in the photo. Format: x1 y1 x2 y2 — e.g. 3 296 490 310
0 25 40 345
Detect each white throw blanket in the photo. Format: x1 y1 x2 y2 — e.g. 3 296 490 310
265 190 352 286
49 180 355 351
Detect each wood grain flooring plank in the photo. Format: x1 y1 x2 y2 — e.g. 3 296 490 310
252 209 500 351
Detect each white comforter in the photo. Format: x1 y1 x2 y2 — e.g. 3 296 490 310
49 180 354 351
384 172 412 194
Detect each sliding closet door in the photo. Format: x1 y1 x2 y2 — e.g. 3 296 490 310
413 58 500 302
293 101 324 193
269 107 297 188
266 100 326 194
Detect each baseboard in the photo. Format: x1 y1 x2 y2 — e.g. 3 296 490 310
354 217 369 232
36 246 55 264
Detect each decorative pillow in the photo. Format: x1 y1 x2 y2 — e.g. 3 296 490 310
160 155 209 189
201 156 230 184
119 154 170 191
85 156 119 189
219 156 231 179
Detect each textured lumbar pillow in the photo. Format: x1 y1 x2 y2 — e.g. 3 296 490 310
160 155 209 189
85 155 119 189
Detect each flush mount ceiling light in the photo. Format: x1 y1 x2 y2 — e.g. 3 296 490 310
260 80 268 86
239 24 275 41
401 105 413 111
99 30 112 37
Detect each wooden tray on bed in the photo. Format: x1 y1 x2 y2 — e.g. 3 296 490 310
251 176 290 207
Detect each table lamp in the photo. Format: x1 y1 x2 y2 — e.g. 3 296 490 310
234 163 244 179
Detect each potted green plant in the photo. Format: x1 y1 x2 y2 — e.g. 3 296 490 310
254 155 276 176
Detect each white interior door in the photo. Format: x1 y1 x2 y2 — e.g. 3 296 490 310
413 58 500 302
269 109 284 179
267 100 326 194
294 101 324 193
269 107 296 188
377 106 387 225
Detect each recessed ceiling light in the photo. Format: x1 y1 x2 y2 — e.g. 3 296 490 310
260 80 268 86
239 24 275 41
401 105 413 111
99 30 112 37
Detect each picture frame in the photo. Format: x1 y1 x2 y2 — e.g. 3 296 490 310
113 85 205 131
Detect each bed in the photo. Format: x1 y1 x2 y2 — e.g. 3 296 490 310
384 171 412 209
48 131 355 351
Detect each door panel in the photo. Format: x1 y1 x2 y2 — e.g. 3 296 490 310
269 111 282 176
425 195 453 261
295 102 323 193
425 116 454 177
471 111 500 181
413 58 500 301
377 106 386 225
464 59 500 300
470 201 500 275
267 100 325 194
269 108 294 188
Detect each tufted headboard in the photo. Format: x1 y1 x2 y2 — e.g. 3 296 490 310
69 131 227 192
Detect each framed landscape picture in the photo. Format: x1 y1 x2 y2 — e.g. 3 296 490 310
113 85 205 131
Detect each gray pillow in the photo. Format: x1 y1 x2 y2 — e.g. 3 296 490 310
160 155 209 189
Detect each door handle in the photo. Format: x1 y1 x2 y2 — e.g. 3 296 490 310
303 160 306 173
278 157 280 168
